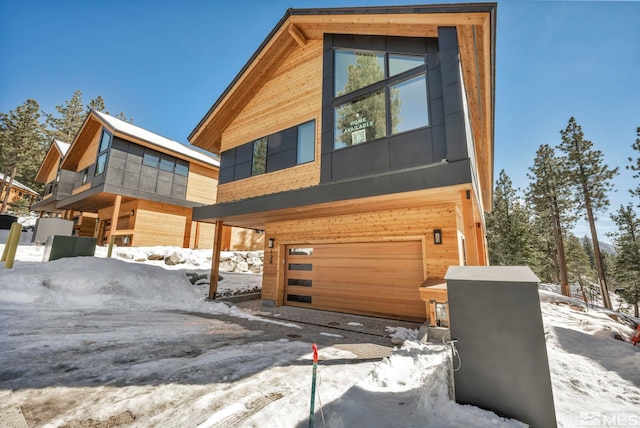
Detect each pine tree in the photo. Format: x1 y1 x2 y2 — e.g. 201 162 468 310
565 233 592 283
0 99 46 213
581 235 596 274
609 204 640 317
527 144 574 296
86 96 106 113
486 170 539 267
45 89 86 143
628 127 640 206
558 117 618 309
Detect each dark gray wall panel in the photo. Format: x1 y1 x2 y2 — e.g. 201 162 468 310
156 180 172 197
125 160 142 175
267 149 296 173
234 161 252 180
123 172 140 189
105 167 124 186
235 144 253 165
389 128 433 170
141 165 158 178
220 148 236 166
331 139 389 181
446 266 557 428
172 184 187 199
219 167 234 184
139 176 156 193
158 170 173 182
108 156 126 170
268 127 297 154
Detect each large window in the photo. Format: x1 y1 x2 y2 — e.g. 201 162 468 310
142 148 189 176
219 120 316 184
95 129 112 176
333 49 428 150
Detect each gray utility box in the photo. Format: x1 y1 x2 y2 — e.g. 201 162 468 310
445 266 557 428
32 218 73 244
43 235 97 262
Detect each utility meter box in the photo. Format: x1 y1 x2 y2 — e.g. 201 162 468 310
43 235 97 262
445 266 557 428
32 218 73 244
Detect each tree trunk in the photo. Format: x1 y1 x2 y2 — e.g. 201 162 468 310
584 195 612 309
552 200 570 297
0 165 17 214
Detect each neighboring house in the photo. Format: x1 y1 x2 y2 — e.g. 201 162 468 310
33 110 263 249
189 4 496 321
31 140 97 236
0 172 40 213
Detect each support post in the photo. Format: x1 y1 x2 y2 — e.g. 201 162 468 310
3 222 22 268
107 234 116 258
461 190 479 265
106 195 122 253
208 221 224 300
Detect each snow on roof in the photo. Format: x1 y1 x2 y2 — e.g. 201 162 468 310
54 140 70 156
0 173 38 195
93 110 219 168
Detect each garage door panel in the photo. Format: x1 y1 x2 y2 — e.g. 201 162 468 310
284 241 426 321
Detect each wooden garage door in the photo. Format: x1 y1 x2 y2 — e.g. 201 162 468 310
284 241 426 321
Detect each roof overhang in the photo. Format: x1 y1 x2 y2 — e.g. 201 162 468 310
188 3 496 209
35 140 67 183
61 111 219 172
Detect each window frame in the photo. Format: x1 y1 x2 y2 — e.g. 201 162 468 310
332 47 429 151
94 129 112 177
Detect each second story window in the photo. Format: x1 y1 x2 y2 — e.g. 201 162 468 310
95 129 112 176
333 49 428 150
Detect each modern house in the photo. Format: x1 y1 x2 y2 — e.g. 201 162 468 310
0 172 40 214
189 4 496 321
32 111 263 250
31 140 96 236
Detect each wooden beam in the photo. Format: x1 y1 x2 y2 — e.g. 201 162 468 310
208 221 224 299
183 218 193 249
108 195 122 240
288 23 306 46
461 190 479 265
194 221 201 249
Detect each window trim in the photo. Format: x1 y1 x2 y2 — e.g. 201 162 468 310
219 119 316 184
94 129 112 176
332 47 429 151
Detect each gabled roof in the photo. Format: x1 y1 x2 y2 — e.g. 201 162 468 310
54 140 70 156
61 111 220 171
34 139 70 183
0 172 38 195
188 3 496 208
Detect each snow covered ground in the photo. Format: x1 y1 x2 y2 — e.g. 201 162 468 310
1 225 639 427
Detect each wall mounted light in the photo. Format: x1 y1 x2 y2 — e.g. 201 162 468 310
268 238 275 248
434 229 442 245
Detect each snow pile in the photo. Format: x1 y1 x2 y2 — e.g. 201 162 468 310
321 341 525 427
2 228 640 426
0 256 294 328
540 289 640 426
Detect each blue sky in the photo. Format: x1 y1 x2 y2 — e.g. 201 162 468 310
1 0 638 240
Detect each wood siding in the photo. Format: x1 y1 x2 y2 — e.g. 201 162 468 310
262 203 461 306
77 129 101 172
186 163 219 204
229 227 265 251
216 40 323 203
132 200 191 247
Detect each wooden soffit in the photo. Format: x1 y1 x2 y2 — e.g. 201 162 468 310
35 142 63 183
